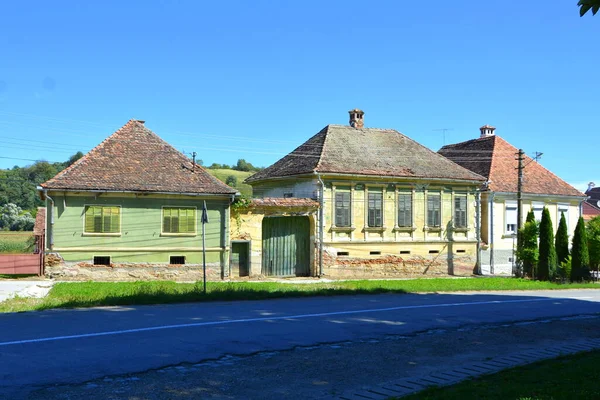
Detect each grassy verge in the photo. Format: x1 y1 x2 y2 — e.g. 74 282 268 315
400 350 600 400
0 277 598 313
205 168 253 196
0 232 34 254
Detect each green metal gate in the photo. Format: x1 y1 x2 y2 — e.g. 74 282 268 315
262 216 310 277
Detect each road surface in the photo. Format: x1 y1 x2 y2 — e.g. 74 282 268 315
1 289 599 398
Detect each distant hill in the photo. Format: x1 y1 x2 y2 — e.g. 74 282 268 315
206 169 253 197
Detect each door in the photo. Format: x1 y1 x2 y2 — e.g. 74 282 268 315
231 241 250 277
262 216 310 277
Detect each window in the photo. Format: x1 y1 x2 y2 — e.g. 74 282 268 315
93 256 111 266
85 206 120 234
558 204 569 232
335 190 351 227
427 194 441 227
337 251 349 256
532 202 544 222
369 251 381 255
283 192 293 198
169 256 186 265
368 190 383 227
397 192 412 227
454 194 467 228
162 207 196 234
505 202 517 234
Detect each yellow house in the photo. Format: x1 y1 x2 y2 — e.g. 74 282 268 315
246 110 486 278
439 125 587 275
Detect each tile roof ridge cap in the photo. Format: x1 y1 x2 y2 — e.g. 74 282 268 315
313 125 330 172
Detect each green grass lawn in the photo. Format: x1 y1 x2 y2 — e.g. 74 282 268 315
0 232 34 254
400 350 600 400
205 168 253 197
0 277 598 313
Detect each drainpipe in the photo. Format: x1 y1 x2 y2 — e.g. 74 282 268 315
489 192 495 275
475 189 481 275
42 189 54 251
315 172 324 277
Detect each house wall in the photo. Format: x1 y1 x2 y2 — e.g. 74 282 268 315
481 192 582 275
252 177 481 278
230 204 317 277
45 191 232 280
252 179 319 200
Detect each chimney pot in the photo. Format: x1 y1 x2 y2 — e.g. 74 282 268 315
348 109 365 128
479 124 495 138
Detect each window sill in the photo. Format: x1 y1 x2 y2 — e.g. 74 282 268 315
160 233 197 237
452 227 469 233
423 227 442 232
82 233 122 237
393 226 416 232
363 226 386 233
330 225 356 232
502 233 518 239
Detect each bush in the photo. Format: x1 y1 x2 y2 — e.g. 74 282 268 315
0 203 35 231
517 219 539 278
225 175 238 186
538 207 557 281
588 216 600 276
555 212 569 267
571 217 590 281
558 255 572 282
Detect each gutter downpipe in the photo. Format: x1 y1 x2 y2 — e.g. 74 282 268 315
315 172 324 277
489 192 495 275
475 188 482 275
42 188 54 251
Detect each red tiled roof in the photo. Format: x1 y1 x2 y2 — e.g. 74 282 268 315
41 120 237 195
583 202 600 222
250 198 319 208
439 135 584 197
33 207 46 236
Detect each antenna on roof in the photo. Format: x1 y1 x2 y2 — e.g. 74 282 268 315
433 128 453 145
192 152 197 172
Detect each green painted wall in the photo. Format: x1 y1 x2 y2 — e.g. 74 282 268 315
47 192 229 263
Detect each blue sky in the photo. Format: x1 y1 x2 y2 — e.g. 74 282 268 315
0 1 598 191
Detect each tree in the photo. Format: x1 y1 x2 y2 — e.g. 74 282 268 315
234 159 253 172
0 203 34 231
516 218 539 278
67 151 84 167
225 175 238 186
537 208 557 281
571 217 590 281
579 0 600 16
555 212 570 267
588 216 600 278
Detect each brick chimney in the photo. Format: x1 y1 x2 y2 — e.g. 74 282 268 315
348 109 365 128
479 124 495 138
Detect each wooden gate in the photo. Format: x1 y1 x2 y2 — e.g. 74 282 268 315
262 216 310 277
0 234 44 276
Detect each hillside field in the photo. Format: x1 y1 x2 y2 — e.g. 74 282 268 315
206 169 253 197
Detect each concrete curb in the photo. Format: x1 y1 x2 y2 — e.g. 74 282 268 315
334 338 600 400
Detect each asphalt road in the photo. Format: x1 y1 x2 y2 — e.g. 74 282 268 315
1 289 600 398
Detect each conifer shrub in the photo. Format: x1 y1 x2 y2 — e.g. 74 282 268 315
555 212 570 267
571 217 590 282
538 208 557 281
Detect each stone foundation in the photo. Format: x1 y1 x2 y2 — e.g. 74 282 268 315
45 259 222 281
322 253 476 279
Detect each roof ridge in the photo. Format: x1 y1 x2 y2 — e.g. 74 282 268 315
313 125 330 171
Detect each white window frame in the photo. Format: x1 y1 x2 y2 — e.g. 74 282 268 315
532 202 544 222
505 200 517 235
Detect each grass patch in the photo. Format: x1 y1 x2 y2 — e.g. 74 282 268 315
0 232 34 254
0 277 598 313
400 350 600 400
205 168 253 197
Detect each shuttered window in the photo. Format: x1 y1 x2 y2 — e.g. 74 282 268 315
163 207 196 234
335 191 351 227
397 193 412 227
427 194 441 227
85 206 120 234
454 194 467 228
368 191 383 227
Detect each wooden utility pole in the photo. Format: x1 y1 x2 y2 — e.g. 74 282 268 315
515 149 525 276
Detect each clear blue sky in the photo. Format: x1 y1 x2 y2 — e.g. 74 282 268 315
0 1 597 191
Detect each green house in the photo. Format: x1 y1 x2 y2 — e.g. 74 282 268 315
38 120 237 279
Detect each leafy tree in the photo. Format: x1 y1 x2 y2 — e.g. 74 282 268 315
579 0 600 16
234 159 253 172
225 175 238 186
0 203 34 231
537 208 557 281
571 217 590 281
516 218 539 278
555 212 570 266
588 216 600 277
67 151 84 167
